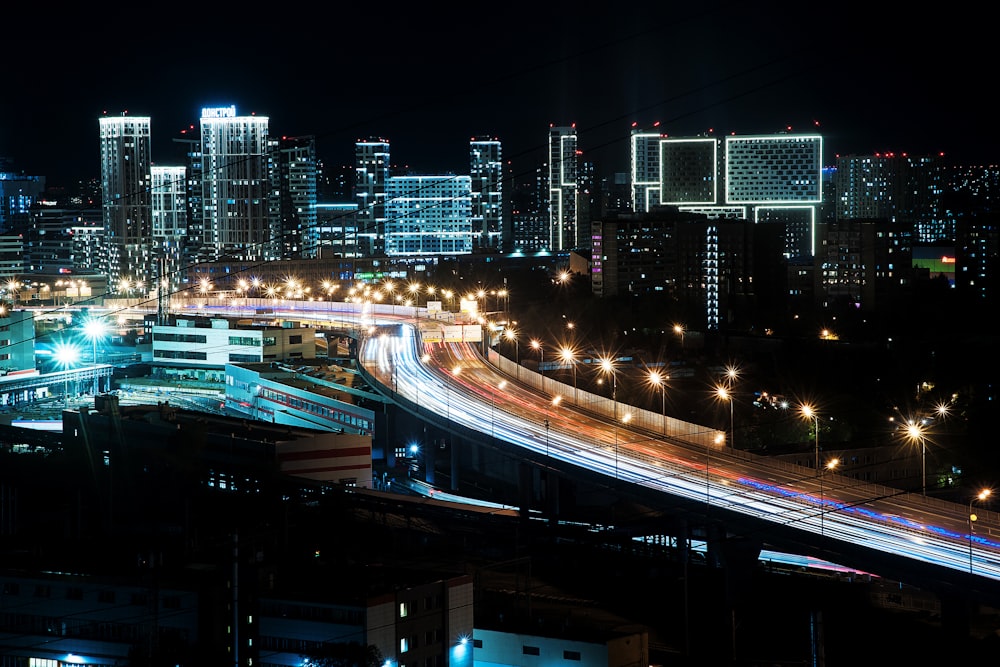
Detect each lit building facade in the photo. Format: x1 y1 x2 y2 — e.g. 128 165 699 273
269 134 318 259
630 125 665 212
99 114 152 288
384 176 473 256
835 153 946 241
197 106 274 264
548 125 579 251
0 167 45 233
150 165 188 295
355 138 391 257
469 136 503 250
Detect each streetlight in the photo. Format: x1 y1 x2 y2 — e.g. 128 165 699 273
53 341 81 408
904 420 928 496
970 488 991 574
560 347 577 404
599 357 619 422
674 323 685 350
716 385 734 449
800 403 820 474
616 412 632 481
504 327 518 379
530 339 543 374
648 369 668 434
819 458 839 537
83 317 108 394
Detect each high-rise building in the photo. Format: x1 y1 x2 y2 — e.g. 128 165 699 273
469 136 503 251
197 105 273 264
268 135 318 259
355 138 391 257
630 125 664 212
384 176 472 256
0 165 45 234
509 163 548 254
150 165 188 293
548 125 579 251
99 114 152 288
646 133 823 260
836 153 946 241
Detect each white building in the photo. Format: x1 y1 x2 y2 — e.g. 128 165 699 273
198 105 274 263
630 126 665 212
548 125 579 251
384 176 473 256
151 315 315 379
469 136 503 250
150 165 188 294
99 114 152 287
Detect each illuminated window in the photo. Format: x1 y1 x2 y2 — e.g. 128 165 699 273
399 601 409 618
400 637 409 653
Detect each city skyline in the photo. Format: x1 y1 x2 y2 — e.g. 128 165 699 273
4 4 997 188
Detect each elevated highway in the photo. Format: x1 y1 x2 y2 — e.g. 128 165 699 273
83 299 1000 611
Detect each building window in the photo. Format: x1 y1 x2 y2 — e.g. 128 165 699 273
399 601 409 618
564 650 582 660
400 637 409 653
522 646 539 656
473 639 483 648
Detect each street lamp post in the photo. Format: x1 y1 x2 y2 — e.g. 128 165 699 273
53 341 81 408
600 357 621 479
716 386 734 448
905 421 927 496
561 347 577 404
504 328 518 380
819 458 839 537
648 370 667 434
530 339 543 375
969 488 991 574
84 317 108 395
674 323 685 350
801 404 820 474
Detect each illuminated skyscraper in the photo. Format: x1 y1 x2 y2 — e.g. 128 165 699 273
269 135 318 259
469 136 503 250
548 125 579 251
197 105 273 263
355 138 391 257
384 176 473 256
99 114 152 289
630 125 664 213
150 165 188 293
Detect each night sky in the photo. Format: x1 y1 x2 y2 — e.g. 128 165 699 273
4 3 996 189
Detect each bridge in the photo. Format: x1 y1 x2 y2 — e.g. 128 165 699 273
70 299 1000 617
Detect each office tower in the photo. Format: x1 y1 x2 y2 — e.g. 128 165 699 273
198 105 274 264
150 165 188 293
99 114 152 289
548 125 579 251
384 176 472 256
26 206 102 276
355 138 391 258
836 153 946 242
509 163 548 254
0 166 45 233
268 135 318 259
816 219 911 312
659 137 719 206
726 134 823 260
630 126 664 212
469 136 503 251
314 204 362 259
0 232 24 282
